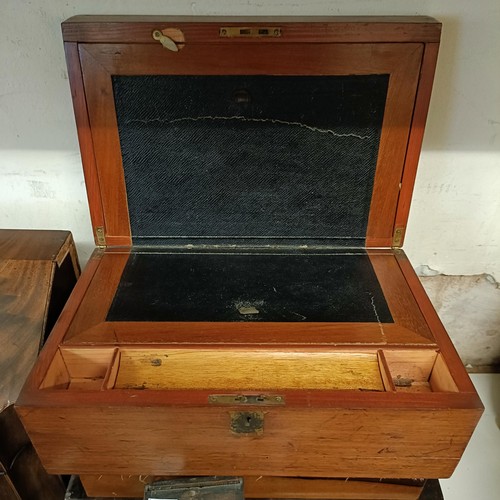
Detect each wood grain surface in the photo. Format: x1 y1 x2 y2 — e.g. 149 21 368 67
0 230 77 410
0 230 77 500
18 404 481 478
80 474 425 499
62 16 441 44
114 349 385 391
0 259 53 410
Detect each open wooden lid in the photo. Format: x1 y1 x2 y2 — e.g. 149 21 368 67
62 16 441 249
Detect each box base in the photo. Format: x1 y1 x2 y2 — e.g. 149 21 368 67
69 475 445 500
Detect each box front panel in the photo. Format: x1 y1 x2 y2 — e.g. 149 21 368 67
19 404 481 478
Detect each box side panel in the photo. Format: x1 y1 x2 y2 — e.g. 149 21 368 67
18 405 481 479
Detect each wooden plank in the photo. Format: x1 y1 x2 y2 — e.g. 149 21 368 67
245 476 424 499
430 354 459 393
61 347 116 379
0 230 71 261
394 43 441 243
365 44 423 244
62 16 441 44
18 378 483 410
63 250 129 342
18 249 102 397
0 258 53 409
80 474 425 499
38 349 69 390
64 319 435 346
377 350 396 392
395 252 481 396
78 45 131 245
17 405 481 478
114 349 385 391
369 251 434 341
64 43 107 246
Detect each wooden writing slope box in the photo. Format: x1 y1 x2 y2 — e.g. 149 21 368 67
17 16 483 494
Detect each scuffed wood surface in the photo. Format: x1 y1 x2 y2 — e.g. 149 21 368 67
18 404 481 478
115 349 385 391
0 229 77 411
80 473 425 499
0 259 53 411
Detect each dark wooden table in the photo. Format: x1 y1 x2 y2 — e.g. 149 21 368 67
0 229 80 499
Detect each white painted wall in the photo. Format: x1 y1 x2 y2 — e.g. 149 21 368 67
1 0 499 277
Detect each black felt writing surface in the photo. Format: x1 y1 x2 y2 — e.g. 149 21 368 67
107 252 393 323
112 75 388 246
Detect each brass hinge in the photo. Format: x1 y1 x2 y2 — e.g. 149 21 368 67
392 226 405 248
95 226 106 247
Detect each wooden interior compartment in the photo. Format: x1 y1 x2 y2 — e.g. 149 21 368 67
113 349 386 391
39 347 461 393
383 349 459 393
40 347 118 390
41 348 388 392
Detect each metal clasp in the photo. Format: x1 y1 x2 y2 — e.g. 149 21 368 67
220 27 282 38
152 28 186 51
208 394 284 405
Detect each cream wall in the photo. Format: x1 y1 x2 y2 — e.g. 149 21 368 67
1 0 499 279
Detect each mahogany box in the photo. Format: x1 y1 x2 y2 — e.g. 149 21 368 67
16 15 483 496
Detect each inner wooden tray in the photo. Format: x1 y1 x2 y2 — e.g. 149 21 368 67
39 346 458 395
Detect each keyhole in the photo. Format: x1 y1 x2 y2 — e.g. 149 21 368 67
246 416 252 426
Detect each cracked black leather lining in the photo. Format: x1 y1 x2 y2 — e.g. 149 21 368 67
106 251 393 323
112 75 388 245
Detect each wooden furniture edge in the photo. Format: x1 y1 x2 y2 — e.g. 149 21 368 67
64 42 107 247
395 251 483 400
15 250 103 403
394 42 441 245
16 384 483 410
80 473 428 499
62 16 441 44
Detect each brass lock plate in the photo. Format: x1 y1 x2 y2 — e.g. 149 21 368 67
230 411 265 434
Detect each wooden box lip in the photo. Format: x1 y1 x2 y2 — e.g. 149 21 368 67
62 15 441 249
61 15 442 44
16 245 482 412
